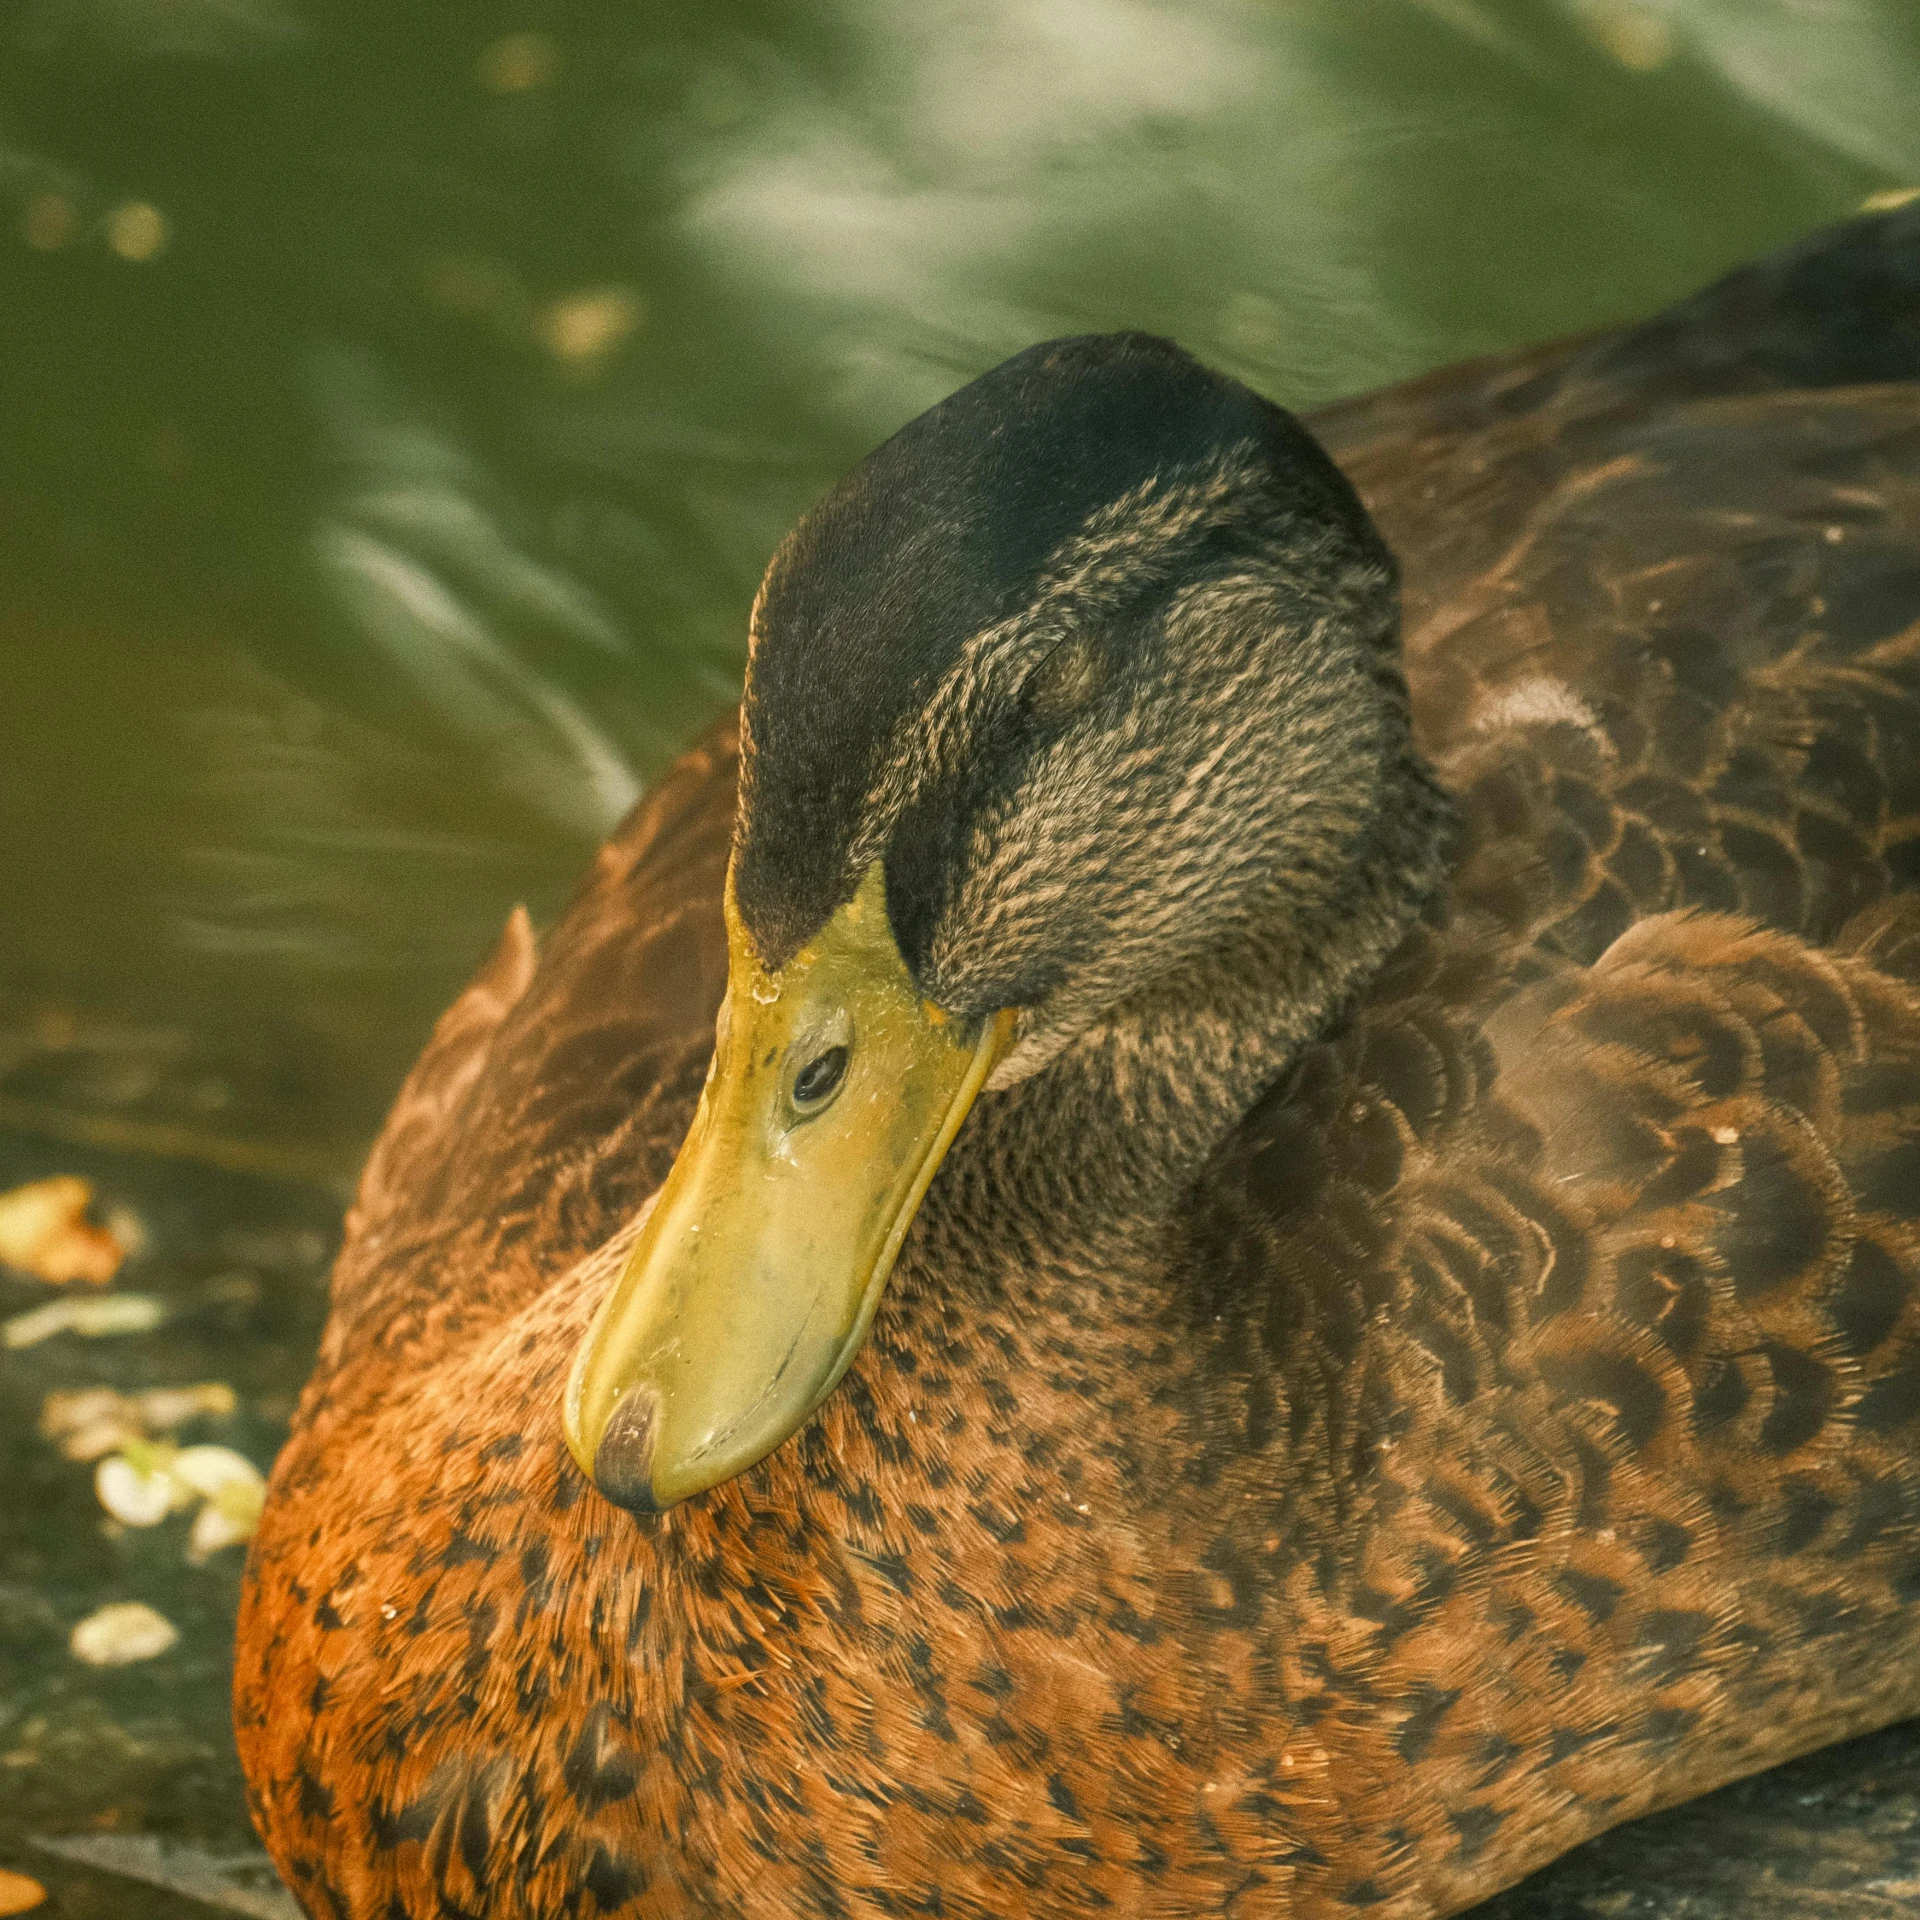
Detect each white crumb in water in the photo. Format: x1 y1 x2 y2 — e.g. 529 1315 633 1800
69 1601 180 1667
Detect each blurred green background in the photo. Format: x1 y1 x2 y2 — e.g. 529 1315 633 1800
3 0 1918 1176
3 3 1920 1915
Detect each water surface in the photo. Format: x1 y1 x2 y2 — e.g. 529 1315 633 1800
5 0 1918 1158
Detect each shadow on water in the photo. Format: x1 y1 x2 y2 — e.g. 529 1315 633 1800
1 0 1919 1912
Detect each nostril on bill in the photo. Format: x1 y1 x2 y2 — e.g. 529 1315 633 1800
593 1383 663 1514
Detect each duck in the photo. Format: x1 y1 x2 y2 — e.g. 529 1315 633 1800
235 206 1920 1920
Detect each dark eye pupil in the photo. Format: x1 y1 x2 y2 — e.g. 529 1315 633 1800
792 1046 849 1108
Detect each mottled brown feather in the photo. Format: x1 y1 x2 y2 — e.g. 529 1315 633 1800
237 213 1920 1918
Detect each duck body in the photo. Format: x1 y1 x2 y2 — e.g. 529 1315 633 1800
238 211 1920 1918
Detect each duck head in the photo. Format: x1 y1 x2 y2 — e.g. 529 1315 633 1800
564 331 1443 1513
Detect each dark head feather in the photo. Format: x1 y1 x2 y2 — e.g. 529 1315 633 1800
734 332 1393 981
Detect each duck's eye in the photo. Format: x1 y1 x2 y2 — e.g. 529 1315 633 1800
791 1045 850 1115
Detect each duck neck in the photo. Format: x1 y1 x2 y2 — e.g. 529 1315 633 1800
927 750 1454 1267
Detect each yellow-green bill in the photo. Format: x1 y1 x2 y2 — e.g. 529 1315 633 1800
563 859 1014 1510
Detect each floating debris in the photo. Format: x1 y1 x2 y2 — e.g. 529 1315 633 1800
40 1382 238 1462
189 1493 260 1561
1862 186 1920 213
33 1834 300 1920
95 1447 194 1527
174 1445 269 1561
0 1176 135 1285
3 1293 167 1349
104 200 169 263
535 286 643 372
475 30 558 93
91 1441 267 1559
104 1204 149 1258
68 1602 179 1667
168 1442 260 1498
0 1869 44 1916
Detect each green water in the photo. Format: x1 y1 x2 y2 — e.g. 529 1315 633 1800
3 1 1920 1913
4 0 1919 1168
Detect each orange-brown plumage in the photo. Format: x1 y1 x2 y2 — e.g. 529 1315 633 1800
238 211 1920 1917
